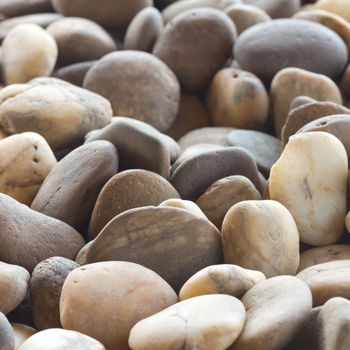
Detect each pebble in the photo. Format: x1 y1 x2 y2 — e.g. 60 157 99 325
206 68 269 129
84 117 177 177
282 101 350 145
222 200 300 277
170 146 263 200
18 328 105 350
47 17 117 65
12 324 37 350
166 95 210 140
298 245 350 272
196 175 261 228
297 260 350 306
84 51 180 132
60 261 178 350
159 198 207 219
227 129 282 177
31 141 118 232
0 0 52 17
270 132 348 246
88 169 180 240
124 7 163 52
51 0 153 29
341 64 350 96
271 67 342 137
0 132 56 205
0 312 15 350
231 276 312 350
85 206 222 291
0 77 113 151
243 0 301 18
129 295 246 350
289 95 317 110
2 24 57 84
30 257 79 330
0 262 30 315
225 4 271 35
179 264 265 300
315 0 350 22
0 193 84 272
235 19 348 82
153 8 236 93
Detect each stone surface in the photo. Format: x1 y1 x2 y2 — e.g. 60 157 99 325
270 132 348 246
51 0 153 29
84 51 180 132
2 23 57 84
179 264 265 300
196 175 261 228
0 132 56 205
0 193 84 272
85 206 222 291
18 328 105 350
297 260 350 306
235 19 348 82
298 245 350 272
227 129 282 177
271 67 342 137
0 262 30 315
282 102 350 145
170 147 263 200
159 199 207 219
85 117 176 178
12 324 37 350
0 77 113 151
153 8 236 93
222 200 300 278
129 295 246 350
207 68 269 129
88 169 180 240
0 312 15 350
60 261 178 350
225 4 271 34
243 0 300 18
315 0 350 22
30 257 79 330
124 7 163 52
47 17 116 65
231 276 312 350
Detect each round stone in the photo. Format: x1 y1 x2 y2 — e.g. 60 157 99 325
179 264 265 300
315 0 350 22
2 23 57 84
84 51 180 132
12 324 36 350
53 61 96 87
222 200 300 278
129 294 246 350
270 132 348 246
60 261 178 350
235 19 348 82
243 0 300 18
153 8 236 93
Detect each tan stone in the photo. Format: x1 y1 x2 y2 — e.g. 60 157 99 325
60 262 178 350
12 324 37 350
0 132 56 205
271 67 342 137
270 132 348 246
315 0 350 22
179 264 265 300
2 23 57 84
129 295 246 350
159 199 207 219
0 262 29 315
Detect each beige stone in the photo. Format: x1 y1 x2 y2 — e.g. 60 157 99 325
179 264 265 300
60 262 178 350
159 199 207 219
2 23 57 85
0 132 56 205
129 294 246 350
12 324 37 350
297 260 350 306
222 200 300 277
270 132 348 246
315 0 350 22
0 262 30 315
299 245 350 272
18 328 105 350
341 63 350 96
271 67 342 137
231 276 312 350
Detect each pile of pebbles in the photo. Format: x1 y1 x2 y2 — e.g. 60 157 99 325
0 0 350 349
